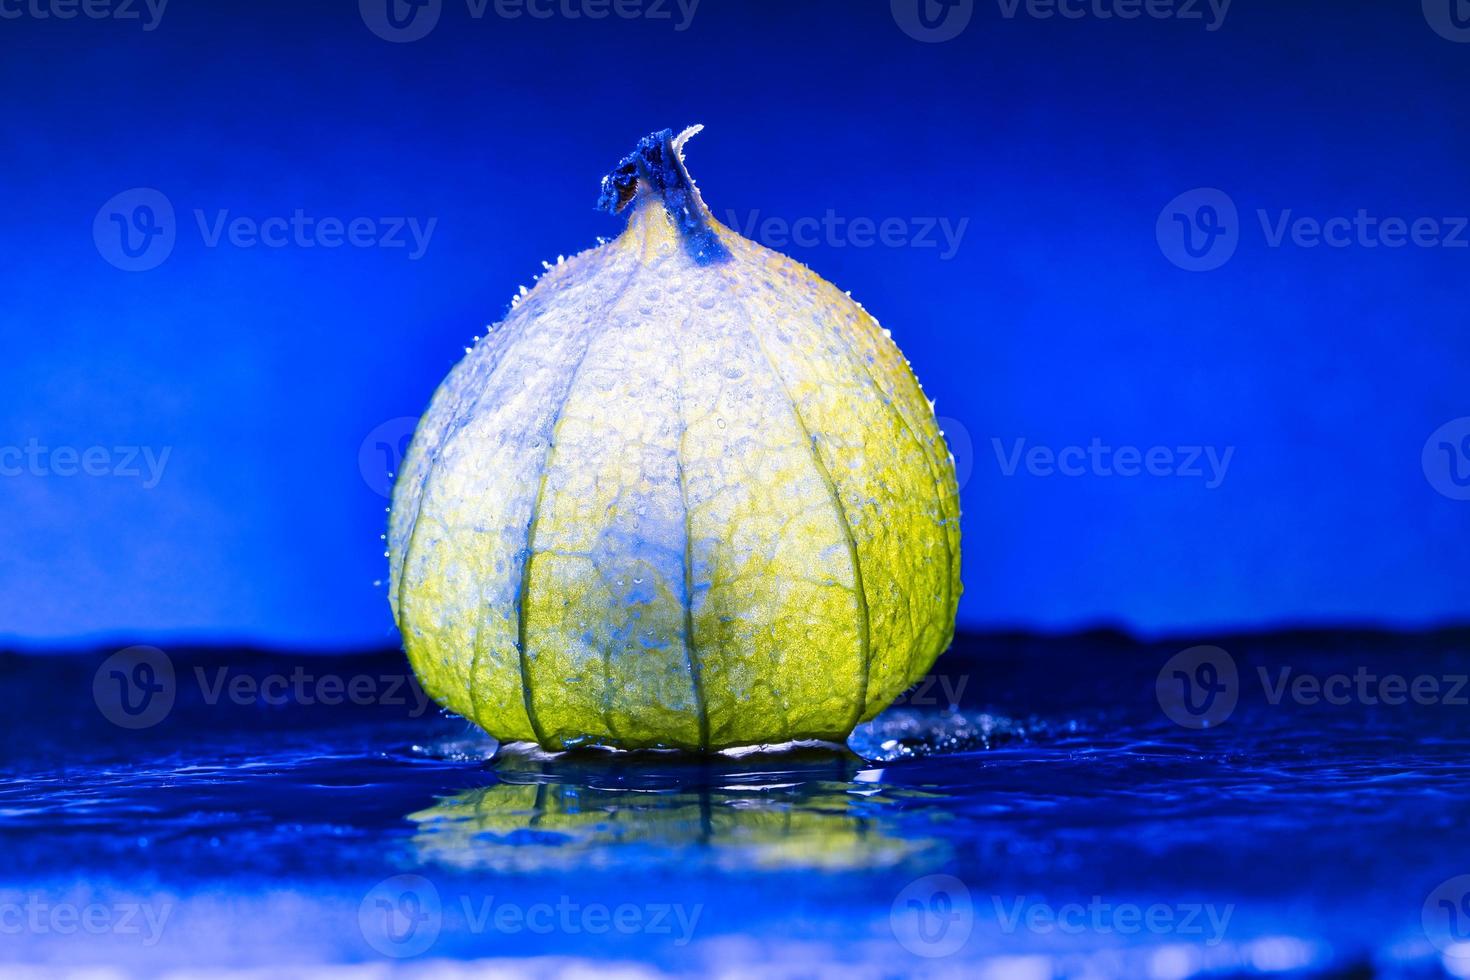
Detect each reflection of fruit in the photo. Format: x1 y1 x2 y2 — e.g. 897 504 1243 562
390 126 961 751
407 750 934 872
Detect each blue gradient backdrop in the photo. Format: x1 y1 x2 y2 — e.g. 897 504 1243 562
2 0 1468 649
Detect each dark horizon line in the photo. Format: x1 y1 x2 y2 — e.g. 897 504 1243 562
4 620 1468 658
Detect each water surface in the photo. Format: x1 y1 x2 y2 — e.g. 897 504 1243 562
3 630 1468 977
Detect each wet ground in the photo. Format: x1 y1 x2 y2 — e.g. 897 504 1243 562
2 629 1469 977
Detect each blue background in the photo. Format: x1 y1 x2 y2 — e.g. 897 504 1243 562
3 0 1468 650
